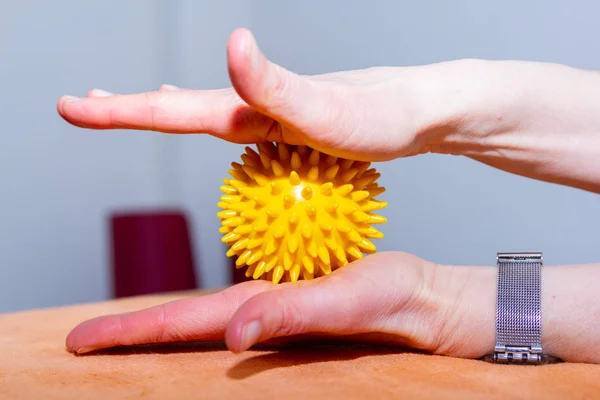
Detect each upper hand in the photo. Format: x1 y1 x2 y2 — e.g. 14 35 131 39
57 27 600 192
56 28 450 162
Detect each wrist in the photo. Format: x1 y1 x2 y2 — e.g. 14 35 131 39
411 58 524 156
542 263 600 363
434 261 600 363
416 59 600 193
428 263 497 359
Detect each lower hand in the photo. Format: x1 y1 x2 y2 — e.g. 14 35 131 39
66 252 496 358
65 251 600 364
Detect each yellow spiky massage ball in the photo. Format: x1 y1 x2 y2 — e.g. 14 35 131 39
217 142 387 284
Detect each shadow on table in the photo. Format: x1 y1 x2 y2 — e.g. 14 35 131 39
79 341 229 355
227 343 407 379
79 341 416 380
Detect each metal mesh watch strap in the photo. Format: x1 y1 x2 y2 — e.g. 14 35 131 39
493 252 543 364
481 252 561 364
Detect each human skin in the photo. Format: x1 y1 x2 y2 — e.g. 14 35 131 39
57 28 600 363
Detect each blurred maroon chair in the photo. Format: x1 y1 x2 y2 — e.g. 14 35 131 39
109 210 199 298
231 255 251 284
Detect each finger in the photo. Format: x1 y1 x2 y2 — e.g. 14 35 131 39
87 88 113 98
56 88 272 143
226 28 341 142
159 84 182 92
224 252 419 353
65 280 275 354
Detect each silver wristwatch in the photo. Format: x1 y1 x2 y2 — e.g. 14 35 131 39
483 252 561 365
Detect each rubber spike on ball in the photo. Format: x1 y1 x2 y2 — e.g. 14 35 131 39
217 142 387 284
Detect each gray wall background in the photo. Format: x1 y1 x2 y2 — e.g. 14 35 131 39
1 0 598 313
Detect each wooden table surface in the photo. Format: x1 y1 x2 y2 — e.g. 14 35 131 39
0 290 598 399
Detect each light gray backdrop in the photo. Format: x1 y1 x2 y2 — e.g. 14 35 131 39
1 0 598 312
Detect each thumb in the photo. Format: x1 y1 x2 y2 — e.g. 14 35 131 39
223 253 424 353
226 28 337 140
224 280 372 353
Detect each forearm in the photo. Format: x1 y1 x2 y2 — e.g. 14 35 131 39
420 59 600 194
542 263 600 363
439 262 600 363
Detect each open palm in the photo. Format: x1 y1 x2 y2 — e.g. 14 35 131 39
57 28 438 162
66 252 495 358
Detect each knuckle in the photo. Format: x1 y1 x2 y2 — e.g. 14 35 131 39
143 92 160 130
113 314 129 346
269 65 291 102
220 284 243 310
271 295 305 337
155 304 170 342
143 91 173 130
153 303 191 343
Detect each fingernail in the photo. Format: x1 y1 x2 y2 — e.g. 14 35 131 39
88 88 113 97
76 347 95 354
61 95 80 103
159 84 179 91
240 320 262 351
